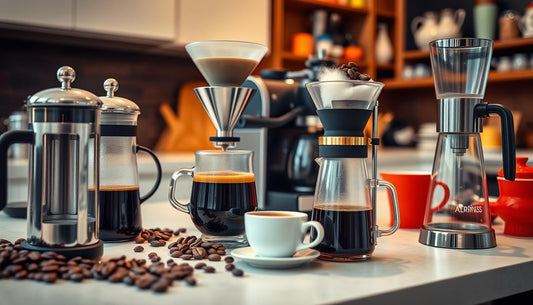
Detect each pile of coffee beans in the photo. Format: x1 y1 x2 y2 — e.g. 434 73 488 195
339 62 371 81
1 227 246 294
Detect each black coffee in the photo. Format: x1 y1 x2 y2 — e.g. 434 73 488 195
190 172 257 236
90 186 142 242
311 203 375 261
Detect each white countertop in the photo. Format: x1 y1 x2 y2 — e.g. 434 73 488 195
1 195 533 305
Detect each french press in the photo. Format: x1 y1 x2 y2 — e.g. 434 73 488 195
419 38 516 249
0 66 103 259
97 78 162 242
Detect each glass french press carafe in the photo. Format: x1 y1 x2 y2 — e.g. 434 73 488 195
306 80 400 261
419 38 516 249
97 78 162 242
0 66 103 259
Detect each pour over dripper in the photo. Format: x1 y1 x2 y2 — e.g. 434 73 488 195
186 40 267 87
186 40 267 150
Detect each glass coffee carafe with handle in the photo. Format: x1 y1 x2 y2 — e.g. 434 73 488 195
97 78 162 242
306 80 400 261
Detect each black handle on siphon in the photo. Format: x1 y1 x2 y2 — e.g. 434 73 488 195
0 130 34 210
475 103 516 181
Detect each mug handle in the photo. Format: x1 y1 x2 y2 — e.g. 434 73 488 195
295 221 324 252
455 9 466 28
168 168 193 214
411 16 424 36
376 179 400 237
136 145 162 204
428 180 450 214
0 130 34 211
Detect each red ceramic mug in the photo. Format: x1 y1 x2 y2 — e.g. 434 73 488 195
380 172 450 229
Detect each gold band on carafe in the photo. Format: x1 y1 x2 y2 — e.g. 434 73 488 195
318 136 370 146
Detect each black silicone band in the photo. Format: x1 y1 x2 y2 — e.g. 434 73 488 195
30 107 97 123
319 145 368 158
209 136 240 142
100 125 137 137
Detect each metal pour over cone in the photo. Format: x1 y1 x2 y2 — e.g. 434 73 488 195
185 40 267 87
194 86 255 150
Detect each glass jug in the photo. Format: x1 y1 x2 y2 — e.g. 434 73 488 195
97 79 162 242
311 157 399 261
169 150 258 247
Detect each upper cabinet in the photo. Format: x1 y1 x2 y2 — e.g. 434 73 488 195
0 0 176 42
0 0 73 29
175 0 271 48
75 0 175 41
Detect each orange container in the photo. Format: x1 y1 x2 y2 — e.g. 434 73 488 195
292 33 313 57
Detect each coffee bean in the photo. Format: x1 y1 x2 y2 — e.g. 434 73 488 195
216 249 226 256
43 272 58 283
180 254 192 260
167 242 177 249
101 262 117 277
194 262 206 269
42 265 59 273
123 276 135 286
28 251 41 262
203 266 216 273
14 238 25 245
170 251 182 258
151 280 169 293
224 256 234 263
208 248 217 254
68 266 83 275
200 242 212 249
147 252 157 258
70 273 84 282
109 272 127 283
14 270 28 279
192 247 207 260
135 277 153 289
150 256 161 263
232 268 244 277
185 276 196 286
133 246 144 252
135 236 145 244
83 270 93 279
208 254 221 261
150 241 161 247
225 264 235 271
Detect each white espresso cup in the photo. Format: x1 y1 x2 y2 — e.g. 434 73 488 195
245 211 324 257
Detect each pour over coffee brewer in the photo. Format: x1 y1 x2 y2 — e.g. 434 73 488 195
306 80 400 261
168 40 267 246
0 66 103 259
97 78 162 242
419 38 516 249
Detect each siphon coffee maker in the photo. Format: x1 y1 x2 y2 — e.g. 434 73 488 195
306 80 400 261
0 66 103 259
168 40 267 247
419 38 516 249
97 78 162 242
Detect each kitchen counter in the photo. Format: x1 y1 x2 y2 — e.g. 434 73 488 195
1 194 533 305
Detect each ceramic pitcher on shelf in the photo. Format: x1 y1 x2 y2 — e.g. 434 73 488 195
437 8 466 39
375 23 394 64
522 1 533 38
411 11 439 50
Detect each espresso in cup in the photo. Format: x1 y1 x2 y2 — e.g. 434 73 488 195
245 211 324 257
190 171 257 237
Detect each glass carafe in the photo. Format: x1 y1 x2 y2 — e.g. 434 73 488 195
169 150 258 247
97 79 162 242
311 157 399 261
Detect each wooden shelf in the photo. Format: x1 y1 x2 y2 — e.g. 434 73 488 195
287 0 368 14
383 69 533 90
377 9 396 18
377 63 394 70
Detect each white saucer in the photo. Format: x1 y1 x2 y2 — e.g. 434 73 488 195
231 247 320 269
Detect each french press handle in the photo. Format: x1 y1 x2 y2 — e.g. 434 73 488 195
0 130 34 210
136 145 162 203
475 103 516 181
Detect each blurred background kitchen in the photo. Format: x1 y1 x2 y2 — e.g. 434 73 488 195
1 0 533 201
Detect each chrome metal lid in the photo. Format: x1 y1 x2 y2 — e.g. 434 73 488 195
99 78 140 114
26 66 102 108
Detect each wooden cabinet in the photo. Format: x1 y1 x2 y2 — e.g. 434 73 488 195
175 0 271 47
269 0 401 79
